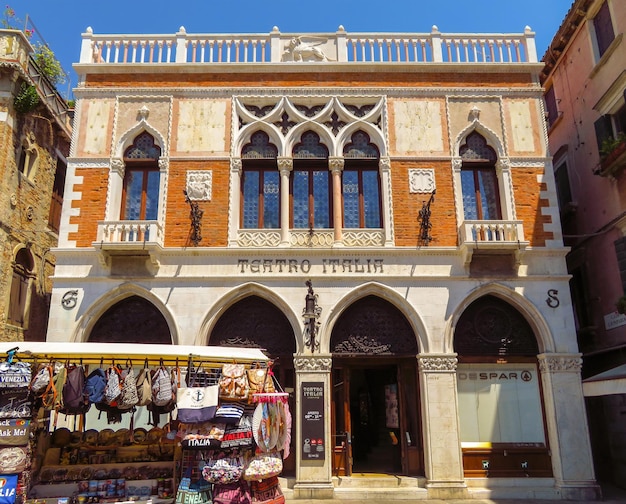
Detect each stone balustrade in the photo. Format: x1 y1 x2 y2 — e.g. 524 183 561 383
79 25 537 65
460 220 525 245
97 220 164 246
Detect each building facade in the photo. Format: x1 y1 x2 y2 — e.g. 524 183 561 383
541 0 626 488
0 28 71 343
47 25 599 500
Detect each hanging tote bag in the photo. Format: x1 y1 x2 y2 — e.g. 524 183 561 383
246 364 275 402
176 382 219 424
250 476 285 504
118 361 139 410
212 481 251 504
218 363 249 401
202 454 244 485
243 451 283 482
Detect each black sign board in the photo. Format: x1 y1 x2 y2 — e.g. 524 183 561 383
301 381 325 460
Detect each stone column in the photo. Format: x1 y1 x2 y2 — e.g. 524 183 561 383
379 156 394 246
278 157 293 246
227 158 242 246
329 157 344 246
106 157 125 221
293 355 334 499
537 354 601 501
417 354 468 499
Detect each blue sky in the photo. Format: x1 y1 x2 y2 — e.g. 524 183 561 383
15 0 573 95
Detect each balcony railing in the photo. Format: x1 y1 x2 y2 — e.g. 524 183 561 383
95 220 164 248
460 220 525 246
79 26 537 65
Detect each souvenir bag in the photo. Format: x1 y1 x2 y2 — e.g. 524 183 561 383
177 365 219 423
61 363 90 416
243 451 283 482
212 481 251 504
202 453 244 485
135 359 152 407
104 365 122 406
30 363 53 396
181 422 225 449
218 363 249 401
84 367 107 404
250 476 285 504
152 361 175 407
118 361 139 410
221 414 253 449
213 402 245 424
246 364 275 402
175 467 211 504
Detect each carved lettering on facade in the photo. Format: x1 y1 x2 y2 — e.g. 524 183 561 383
237 258 383 274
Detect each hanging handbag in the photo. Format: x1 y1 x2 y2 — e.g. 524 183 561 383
250 476 285 504
202 454 244 485
212 481 251 504
218 363 249 401
181 422 225 449
177 383 219 424
246 364 275 402
243 451 283 482
175 466 212 504
221 415 253 449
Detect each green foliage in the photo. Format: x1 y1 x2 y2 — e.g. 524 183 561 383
33 43 65 86
616 295 626 315
1 5 32 37
600 132 626 159
14 83 40 114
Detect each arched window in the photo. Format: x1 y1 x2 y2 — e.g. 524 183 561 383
241 132 279 229
121 132 161 221
460 132 501 220
7 248 34 327
89 296 171 344
292 131 331 229
343 131 381 228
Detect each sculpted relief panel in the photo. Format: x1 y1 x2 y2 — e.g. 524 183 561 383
392 100 444 155
176 100 228 154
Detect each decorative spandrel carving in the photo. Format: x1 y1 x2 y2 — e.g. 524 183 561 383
210 295 296 357
454 295 538 356
294 357 332 372
418 356 458 372
331 295 417 355
244 104 276 118
345 104 375 118
295 104 325 118
538 355 582 373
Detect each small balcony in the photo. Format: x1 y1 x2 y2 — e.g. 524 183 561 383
93 220 164 266
596 138 626 178
459 220 528 268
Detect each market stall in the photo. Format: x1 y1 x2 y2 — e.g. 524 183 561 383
0 343 288 504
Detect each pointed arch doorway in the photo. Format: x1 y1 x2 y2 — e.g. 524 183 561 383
208 295 297 475
330 295 422 476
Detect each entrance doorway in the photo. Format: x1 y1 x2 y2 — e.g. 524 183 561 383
332 359 422 476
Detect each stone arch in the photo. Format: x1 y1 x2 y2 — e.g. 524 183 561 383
286 124 334 159
324 282 426 354
235 125 283 158
196 283 301 351
73 283 178 344
115 120 166 160
337 123 386 158
453 119 505 159
444 282 554 354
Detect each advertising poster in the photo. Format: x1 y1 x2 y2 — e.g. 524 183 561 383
301 382 325 460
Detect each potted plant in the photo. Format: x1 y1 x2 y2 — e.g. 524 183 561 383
616 295 626 314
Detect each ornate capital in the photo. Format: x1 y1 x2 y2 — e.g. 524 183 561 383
110 157 125 175
537 354 582 373
329 157 345 173
277 157 293 173
418 354 458 372
294 356 332 372
158 157 169 171
379 156 391 172
496 157 510 174
451 157 463 171
231 157 242 174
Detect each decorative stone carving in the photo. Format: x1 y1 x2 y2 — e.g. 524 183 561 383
230 158 242 173
283 37 331 62
138 105 150 120
418 355 458 372
186 171 213 201
451 157 463 171
277 157 293 172
409 168 436 193
379 156 391 171
538 354 582 373
328 157 344 173
469 105 480 121
110 157 125 175
294 357 332 372
158 157 169 171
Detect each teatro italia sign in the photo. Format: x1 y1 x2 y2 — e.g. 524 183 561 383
236 257 385 275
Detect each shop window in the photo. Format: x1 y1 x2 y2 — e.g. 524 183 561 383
459 132 501 220
7 248 34 328
88 296 171 344
121 132 161 221
17 134 39 181
48 157 66 233
593 1 615 59
292 131 331 229
343 131 382 228
594 101 626 153
241 132 279 229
